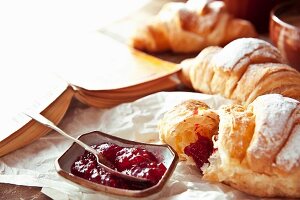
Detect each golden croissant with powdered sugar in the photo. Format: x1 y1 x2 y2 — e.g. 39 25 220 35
204 94 300 197
179 38 300 104
159 94 300 198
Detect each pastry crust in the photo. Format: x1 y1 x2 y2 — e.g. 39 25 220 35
159 94 300 197
246 94 298 174
203 94 300 198
180 38 300 104
217 104 255 162
130 0 257 53
158 99 219 159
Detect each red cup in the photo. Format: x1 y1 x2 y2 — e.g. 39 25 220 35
270 0 300 71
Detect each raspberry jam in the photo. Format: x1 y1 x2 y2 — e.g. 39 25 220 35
184 135 213 173
71 143 167 190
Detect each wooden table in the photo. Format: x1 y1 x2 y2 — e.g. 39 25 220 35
0 184 51 200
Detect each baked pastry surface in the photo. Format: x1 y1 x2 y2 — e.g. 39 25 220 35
130 0 257 53
179 38 300 104
158 94 300 198
158 99 219 159
203 94 300 198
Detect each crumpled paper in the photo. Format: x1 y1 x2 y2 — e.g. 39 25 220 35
0 91 260 200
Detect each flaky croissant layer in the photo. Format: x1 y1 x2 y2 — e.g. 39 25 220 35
158 99 219 160
158 94 300 198
203 94 300 198
179 38 300 104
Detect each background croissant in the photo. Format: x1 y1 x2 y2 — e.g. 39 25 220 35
179 38 300 104
130 0 257 53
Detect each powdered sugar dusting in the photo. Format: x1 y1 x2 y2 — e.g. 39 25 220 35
249 94 298 158
212 38 274 71
276 125 300 171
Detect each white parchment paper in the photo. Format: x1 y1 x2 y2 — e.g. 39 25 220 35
0 92 261 200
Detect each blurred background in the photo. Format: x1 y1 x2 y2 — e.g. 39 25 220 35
0 0 153 72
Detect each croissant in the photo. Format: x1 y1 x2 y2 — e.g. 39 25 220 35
204 94 300 198
158 99 219 160
179 38 300 104
130 0 257 53
158 94 300 198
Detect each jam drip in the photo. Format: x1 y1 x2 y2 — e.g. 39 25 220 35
184 135 214 173
71 143 167 190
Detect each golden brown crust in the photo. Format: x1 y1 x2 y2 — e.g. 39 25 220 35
246 67 300 104
158 99 219 159
231 63 287 103
132 20 170 52
189 46 221 94
203 94 300 198
177 58 194 89
217 104 255 162
179 38 300 104
130 1 257 53
158 93 300 197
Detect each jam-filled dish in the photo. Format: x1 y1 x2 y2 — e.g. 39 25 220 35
71 142 167 190
55 131 178 197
